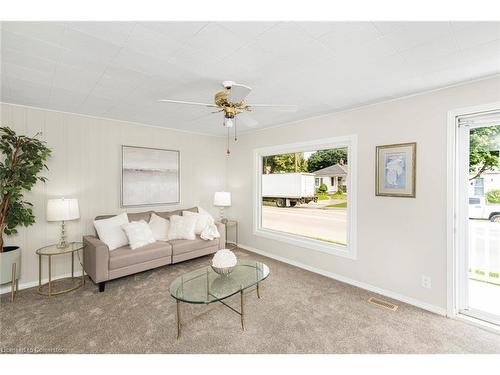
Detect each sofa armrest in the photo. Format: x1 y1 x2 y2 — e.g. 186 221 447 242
83 235 109 283
216 222 226 249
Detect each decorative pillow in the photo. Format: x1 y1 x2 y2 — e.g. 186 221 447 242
167 215 197 241
93 212 129 251
121 220 156 250
182 210 214 235
149 213 170 241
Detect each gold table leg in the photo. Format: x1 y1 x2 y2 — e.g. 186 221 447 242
240 289 245 331
176 300 181 339
11 263 16 302
82 248 85 285
38 254 41 289
256 282 261 299
48 255 52 298
71 251 74 278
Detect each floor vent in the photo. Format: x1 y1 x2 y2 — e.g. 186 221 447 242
368 297 399 311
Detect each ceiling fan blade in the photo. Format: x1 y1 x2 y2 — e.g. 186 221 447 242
229 83 252 103
247 104 298 112
238 112 259 127
158 99 218 107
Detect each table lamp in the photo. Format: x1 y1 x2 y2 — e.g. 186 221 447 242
47 198 80 248
213 191 231 223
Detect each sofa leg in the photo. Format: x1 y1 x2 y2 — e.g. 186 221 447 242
98 282 105 293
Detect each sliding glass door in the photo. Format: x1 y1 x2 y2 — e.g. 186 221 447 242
457 111 500 325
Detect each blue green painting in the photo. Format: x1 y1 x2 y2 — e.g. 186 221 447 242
384 152 406 189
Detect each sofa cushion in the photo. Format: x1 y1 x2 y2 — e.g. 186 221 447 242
155 207 198 220
148 213 170 241
93 213 129 251
121 220 156 250
169 235 218 256
109 241 172 270
167 215 198 240
127 211 153 222
95 211 153 223
182 210 214 235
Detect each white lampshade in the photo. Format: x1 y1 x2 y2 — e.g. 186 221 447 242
47 198 80 222
213 191 231 207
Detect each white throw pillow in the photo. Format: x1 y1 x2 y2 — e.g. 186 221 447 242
93 212 129 251
121 220 156 250
149 213 170 241
183 210 214 235
167 215 197 241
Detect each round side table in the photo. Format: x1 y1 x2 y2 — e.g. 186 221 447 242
36 242 85 298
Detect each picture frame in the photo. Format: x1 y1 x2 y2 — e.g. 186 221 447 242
121 145 180 207
375 142 416 198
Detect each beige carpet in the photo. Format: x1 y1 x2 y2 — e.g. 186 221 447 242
1 249 499 354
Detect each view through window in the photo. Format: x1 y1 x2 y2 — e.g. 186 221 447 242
466 121 500 322
261 147 348 245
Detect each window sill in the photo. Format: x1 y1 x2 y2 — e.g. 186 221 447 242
254 227 356 259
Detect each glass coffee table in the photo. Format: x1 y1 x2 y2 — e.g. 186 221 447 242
169 260 269 338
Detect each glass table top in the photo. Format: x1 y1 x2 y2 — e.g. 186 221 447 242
36 242 84 255
170 260 269 304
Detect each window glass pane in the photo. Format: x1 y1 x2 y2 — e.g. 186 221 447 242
261 148 348 246
474 178 484 196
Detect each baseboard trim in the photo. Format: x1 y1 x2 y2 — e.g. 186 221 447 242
237 242 447 316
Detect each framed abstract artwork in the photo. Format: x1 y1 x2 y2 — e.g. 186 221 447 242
375 142 416 198
121 145 180 207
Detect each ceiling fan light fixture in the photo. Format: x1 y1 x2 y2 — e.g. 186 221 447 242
224 117 233 128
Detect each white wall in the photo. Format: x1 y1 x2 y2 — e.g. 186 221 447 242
0 103 226 289
226 76 500 312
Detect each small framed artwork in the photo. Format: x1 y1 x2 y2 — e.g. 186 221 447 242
121 145 180 207
375 142 416 198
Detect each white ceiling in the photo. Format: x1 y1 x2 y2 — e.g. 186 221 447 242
1 21 500 135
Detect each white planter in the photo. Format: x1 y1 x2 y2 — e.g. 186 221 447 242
0 246 21 285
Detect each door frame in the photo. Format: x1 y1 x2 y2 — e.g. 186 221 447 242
447 102 500 332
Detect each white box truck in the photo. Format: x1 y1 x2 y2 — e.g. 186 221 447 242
262 173 316 207
469 197 500 222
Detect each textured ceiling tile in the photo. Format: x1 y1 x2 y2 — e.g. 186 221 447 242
1 21 499 135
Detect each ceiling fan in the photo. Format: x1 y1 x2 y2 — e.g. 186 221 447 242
158 81 297 155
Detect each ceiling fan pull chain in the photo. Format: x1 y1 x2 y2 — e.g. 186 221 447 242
234 117 238 142
226 127 231 156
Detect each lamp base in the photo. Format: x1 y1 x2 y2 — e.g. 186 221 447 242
219 207 228 223
56 221 68 248
56 240 68 249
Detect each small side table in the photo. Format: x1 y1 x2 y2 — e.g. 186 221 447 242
36 242 85 298
219 219 238 250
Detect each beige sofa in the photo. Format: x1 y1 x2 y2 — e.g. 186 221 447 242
83 207 225 292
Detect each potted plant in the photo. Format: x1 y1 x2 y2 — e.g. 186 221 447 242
0 126 51 299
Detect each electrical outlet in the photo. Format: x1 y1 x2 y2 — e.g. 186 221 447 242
421 275 432 289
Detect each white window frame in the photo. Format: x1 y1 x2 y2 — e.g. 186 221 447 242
253 135 358 259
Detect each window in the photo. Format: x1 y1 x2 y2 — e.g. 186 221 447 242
254 135 357 259
474 178 484 196
469 197 481 204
